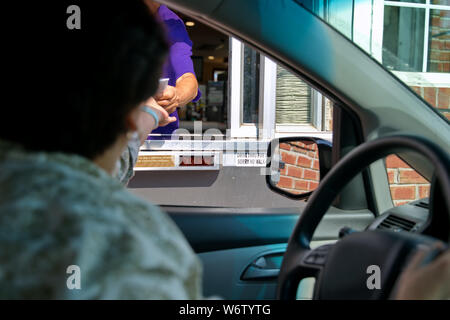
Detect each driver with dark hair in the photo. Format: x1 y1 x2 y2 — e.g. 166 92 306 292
0 0 202 299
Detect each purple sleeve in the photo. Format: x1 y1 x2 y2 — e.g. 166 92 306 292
169 42 201 102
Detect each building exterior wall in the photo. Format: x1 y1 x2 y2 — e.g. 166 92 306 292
385 155 430 207
411 86 450 120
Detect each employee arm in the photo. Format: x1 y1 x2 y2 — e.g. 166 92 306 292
156 72 198 115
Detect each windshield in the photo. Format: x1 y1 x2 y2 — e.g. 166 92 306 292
297 0 450 122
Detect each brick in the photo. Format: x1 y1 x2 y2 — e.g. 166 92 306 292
441 18 450 29
441 88 450 95
291 141 307 149
297 156 312 168
429 51 441 61
445 41 450 50
387 169 396 184
399 170 428 184
443 63 450 73
440 8 450 17
281 151 297 165
419 185 430 199
411 86 422 96
295 179 308 191
424 87 437 107
278 176 293 189
430 39 441 50
439 52 450 61
304 169 319 181
280 143 291 151
287 166 303 178
431 16 441 28
308 151 318 159
312 159 320 170
438 88 450 109
385 155 410 168
429 62 440 72
292 146 308 154
390 186 415 200
280 166 287 175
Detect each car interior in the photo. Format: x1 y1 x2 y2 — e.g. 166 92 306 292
1 0 449 305
123 0 450 300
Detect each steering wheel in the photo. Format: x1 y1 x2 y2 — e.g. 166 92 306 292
277 134 450 300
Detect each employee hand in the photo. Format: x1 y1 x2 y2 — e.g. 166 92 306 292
394 242 450 300
154 85 179 115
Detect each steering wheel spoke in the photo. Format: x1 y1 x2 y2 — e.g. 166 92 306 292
278 244 334 299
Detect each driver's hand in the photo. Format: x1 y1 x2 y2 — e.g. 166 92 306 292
144 97 177 127
394 242 450 300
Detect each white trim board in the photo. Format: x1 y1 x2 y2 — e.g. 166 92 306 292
392 71 450 88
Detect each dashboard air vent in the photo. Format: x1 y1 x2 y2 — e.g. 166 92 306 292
378 214 416 232
414 201 429 209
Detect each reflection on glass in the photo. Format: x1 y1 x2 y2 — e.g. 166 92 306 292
389 0 425 3
326 0 354 39
428 9 450 73
293 0 449 123
275 66 311 125
383 6 425 72
272 140 320 196
242 45 260 124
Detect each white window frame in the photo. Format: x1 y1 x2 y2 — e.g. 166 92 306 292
229 37 329 139
380 1 450 72
229 37 257 138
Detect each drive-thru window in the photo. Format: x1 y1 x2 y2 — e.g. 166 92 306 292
133 13 333 168
129 1 449 208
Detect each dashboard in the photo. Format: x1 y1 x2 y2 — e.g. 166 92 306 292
368 198 429 233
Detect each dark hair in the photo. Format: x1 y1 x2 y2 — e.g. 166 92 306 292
1 0 168 159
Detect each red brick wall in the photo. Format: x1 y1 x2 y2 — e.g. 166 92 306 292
277 141 320 194
385 155 430 206
279 146 431 205
411 86 450 120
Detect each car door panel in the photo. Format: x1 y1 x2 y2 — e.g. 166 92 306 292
165 206 374 252
163 206 374 299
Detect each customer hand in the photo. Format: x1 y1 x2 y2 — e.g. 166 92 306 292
394 242 450 300
135 98 176 145
145 97 177 127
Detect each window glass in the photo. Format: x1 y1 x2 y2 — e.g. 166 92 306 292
300 0 450 122
432 0 448 5
276 65 312 125
428 9 450 72
323 97 334 132
242 45 260 124
382 6 425 72
390 0 425 3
